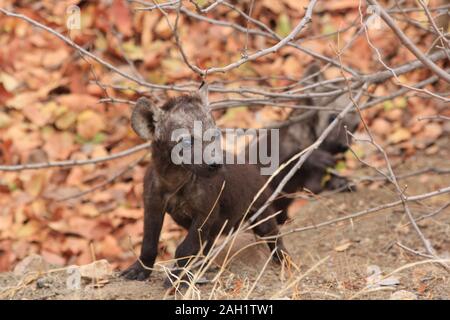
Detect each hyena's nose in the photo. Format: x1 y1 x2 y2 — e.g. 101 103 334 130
208 162 222 171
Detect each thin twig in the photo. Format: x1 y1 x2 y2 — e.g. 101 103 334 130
0 142 151 171
366 0 450 83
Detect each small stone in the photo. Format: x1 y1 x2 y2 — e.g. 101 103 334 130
78 259 113 280
13 254 48 276
390 290 417 300
36 277 51 289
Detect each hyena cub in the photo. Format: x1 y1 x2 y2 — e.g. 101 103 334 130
272 64 360 223
121 94 288 284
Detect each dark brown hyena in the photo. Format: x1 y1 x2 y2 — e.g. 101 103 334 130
121 94 288 285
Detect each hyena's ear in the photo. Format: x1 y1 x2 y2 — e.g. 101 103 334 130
131 97 162 140
302 62 323 85
303 62 326 107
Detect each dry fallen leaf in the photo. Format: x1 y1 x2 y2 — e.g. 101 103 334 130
0 112 12 129
43 131 75 160
23 171 47 198
262 0 284 14
56 94 98 112
55 110 77 130
76 110 106 140
109 0 133 37
16 220 41 239
417 123 443 142
113 207 142 220
319 0 359 11
371 118 391 136
98 235 123 258
283 0 308 11
0 72 20 92
78 259 113 280
334 241 352 252
388 127 411 144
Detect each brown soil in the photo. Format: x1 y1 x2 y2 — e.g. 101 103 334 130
1 139 449 300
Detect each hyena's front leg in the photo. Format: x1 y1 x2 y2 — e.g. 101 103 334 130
252 210 289 264
164 213 220 288
121 175 165 281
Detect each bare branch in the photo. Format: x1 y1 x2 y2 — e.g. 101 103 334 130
56 155 146 202
271 185 450 238
0 143 151 171
418 114 450 121
196 0 318 75
366 0 450 83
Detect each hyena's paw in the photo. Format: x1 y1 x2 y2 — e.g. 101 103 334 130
272 247 291 265
163 272 191 289
121 261 151 281
326 176 356 192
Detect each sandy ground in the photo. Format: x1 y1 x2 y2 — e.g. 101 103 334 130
1 138 449 300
